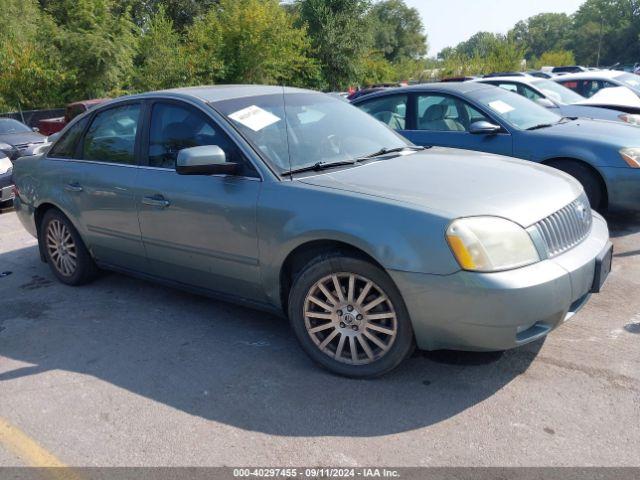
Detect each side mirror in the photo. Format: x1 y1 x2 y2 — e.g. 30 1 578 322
469 121 502 135
535 98 556 108
32 127 40 133
176 145 238 176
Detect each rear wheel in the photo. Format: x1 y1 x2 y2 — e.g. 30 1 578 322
40 209 98 285
288 254 414 378
547 160 605 210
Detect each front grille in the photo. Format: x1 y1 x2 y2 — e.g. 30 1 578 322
532 194 592 257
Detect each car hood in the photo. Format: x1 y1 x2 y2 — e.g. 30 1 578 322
298 148 582 227
530 117 640 145
0 131 46 145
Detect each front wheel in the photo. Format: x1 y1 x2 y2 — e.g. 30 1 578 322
288 254 414 378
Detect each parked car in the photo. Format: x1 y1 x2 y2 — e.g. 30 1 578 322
527 70 553 79
551 66 587 75
352 82 640 211
0 118 47 160
12 85 612 377
555 70 640 98
475 75 640 125
440 76 476 82
37 98 108 136
0 154 13 207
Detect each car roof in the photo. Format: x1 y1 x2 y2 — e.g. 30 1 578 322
555 70 624 81
351 82 496 102
104 85 316 105
475 76 539 85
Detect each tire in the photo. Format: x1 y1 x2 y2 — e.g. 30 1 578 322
548 160 604 210
40 209 98 286
288 253 414 378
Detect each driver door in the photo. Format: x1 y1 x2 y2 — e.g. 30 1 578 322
135 100 264 300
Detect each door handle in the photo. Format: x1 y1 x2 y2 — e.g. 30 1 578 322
142 195 170 208
65 183 83 193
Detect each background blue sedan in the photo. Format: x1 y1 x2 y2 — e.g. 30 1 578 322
352 82 640 211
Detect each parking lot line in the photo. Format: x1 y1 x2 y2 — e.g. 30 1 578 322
0 416 80 479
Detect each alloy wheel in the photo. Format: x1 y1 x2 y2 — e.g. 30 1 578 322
303 273 398 365
45 219 77 277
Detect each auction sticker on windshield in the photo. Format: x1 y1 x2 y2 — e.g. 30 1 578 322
229 105 281 131
488 100 515 114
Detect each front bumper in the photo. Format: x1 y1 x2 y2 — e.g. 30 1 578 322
0 170 13 204
391 212 610 351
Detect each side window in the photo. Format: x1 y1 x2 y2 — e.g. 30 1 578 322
496 83 518 93
148 102 256 177
48 116 90 159
559 80 579 92
416 95 488 132
518 84 544 101
358 95 408 130
582 80 602 98
82 104 141 165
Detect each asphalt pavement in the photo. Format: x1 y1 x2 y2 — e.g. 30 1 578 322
0 210 638 467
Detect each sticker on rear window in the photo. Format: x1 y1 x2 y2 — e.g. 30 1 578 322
229 105 281 132
488 100 515 114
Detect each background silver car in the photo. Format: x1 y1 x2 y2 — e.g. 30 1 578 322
11 86 612 377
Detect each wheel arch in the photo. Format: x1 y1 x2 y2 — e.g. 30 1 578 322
279 239 386 314
34 202 85 262
540 157 609 209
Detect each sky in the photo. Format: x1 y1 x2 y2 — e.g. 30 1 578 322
404 0 586 56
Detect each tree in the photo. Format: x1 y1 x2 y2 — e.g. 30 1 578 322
188 0 319 86
132 7 191 91
52 0 138 99
570 0 640 66
0 0 67 109
369 0 427 63
534 50 576 69
296 0 372 90
509 13 572 60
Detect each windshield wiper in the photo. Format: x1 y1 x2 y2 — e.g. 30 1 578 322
284 160 358 176
357 145 427 160
526 123 554 131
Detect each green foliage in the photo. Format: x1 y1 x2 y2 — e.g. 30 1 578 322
296 0 373 90
508 13 572 60
53 0 138 98
132 7 191 91
534 50 576 70
440 35 524 77
3 0 430 109
438 33 524 77
369 0 428 62
188 0 319 86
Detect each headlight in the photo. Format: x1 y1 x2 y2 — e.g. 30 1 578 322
619 114 640 126
0 142 12 151
446 217 540 272
620 148 640 168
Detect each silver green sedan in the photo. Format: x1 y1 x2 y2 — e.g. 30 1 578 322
12 86 613 378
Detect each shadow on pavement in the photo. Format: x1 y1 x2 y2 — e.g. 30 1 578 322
605 211 640 238
0 244 543 437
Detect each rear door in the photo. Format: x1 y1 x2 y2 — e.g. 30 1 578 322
69 102 147 270
135 100 263 300
402 92 513 156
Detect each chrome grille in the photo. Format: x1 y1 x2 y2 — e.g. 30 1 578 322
533 194 592 257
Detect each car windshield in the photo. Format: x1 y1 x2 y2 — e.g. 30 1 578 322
469 88 562 130
531 79 585 104
211 91 410 173
0 118 32 135
615 72 640 90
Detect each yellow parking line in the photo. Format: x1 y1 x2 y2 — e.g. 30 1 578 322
0 416 81 480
